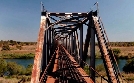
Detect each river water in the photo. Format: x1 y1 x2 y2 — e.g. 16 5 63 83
5 58 127 72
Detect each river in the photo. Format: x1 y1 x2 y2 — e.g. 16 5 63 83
5 58 127 72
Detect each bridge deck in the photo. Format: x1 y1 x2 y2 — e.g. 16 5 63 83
40 45 94 83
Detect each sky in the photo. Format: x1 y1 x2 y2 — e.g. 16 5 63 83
0 0 134 42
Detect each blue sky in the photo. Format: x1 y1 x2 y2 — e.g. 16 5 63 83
0 0 134 42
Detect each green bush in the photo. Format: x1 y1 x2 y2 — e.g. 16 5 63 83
25 64 33 75
83 66 90 75
7 62 25 75
123 58 134 73
1 53 35 59
0 59 7 76
112 48 121 59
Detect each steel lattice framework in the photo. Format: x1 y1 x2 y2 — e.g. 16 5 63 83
31 4 123 83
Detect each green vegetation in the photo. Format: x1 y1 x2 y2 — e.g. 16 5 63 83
0 40 36 46
95 42 134 47
0 59 33 76
96 64 105 72
84 64 134 82
1 45 10 51
1 53 34 59
0 59 7 76
83 66 90 75
25 64 33 75
0 40 36 59
7 62 25 75
123 58 134 73
112 48 121 59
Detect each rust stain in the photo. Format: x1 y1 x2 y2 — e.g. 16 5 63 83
31 16 47 83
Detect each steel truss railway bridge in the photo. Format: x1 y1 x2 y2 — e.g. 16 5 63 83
31 4 124 83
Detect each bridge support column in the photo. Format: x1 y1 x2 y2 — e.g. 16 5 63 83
80 24 83 67
66 37 67 49
75 30 79 63
71 33 74 55
68 35 70 53
46 27 49 64
49 27 51 56
31 13 48 83
73 32 76 55
90 20 95 82
83 22 91 68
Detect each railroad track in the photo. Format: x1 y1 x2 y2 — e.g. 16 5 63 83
39 45 93 83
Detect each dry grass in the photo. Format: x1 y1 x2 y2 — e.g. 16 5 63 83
0 75 31 83
0 77 30 83
112 46 134 57
91 46 134 58
122 73 134 83
0 77 19 83
0 45 36 55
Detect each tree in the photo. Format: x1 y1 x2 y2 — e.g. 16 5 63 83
0 59 7 76
1 45 10 51
9 40 17 46
123 58 134 73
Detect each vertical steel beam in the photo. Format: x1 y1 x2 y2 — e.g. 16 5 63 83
49 27 51 57
52 28 54 52
83 22 91 62
73 32 76 55
63 38 65 46
69 35 71 53
90 19 95 82
80 24 83 67
68 35 70 52
31 15 47 83
71 33 74 54
66 37 67 49
46 27 49 64
75 30 80 63
42 28 47 72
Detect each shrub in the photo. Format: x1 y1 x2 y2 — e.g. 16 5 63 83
0 59 7 76
7 62 26 75
96 64 105 72
1 45 10 51
112 48 121 59
25 64 33 75
123 58 134 73
83 66 90 75
16 45 22 50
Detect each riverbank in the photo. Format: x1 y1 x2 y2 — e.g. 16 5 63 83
0 45 35 59
1 44 134 59
94 46 134 59
0 53 34 59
